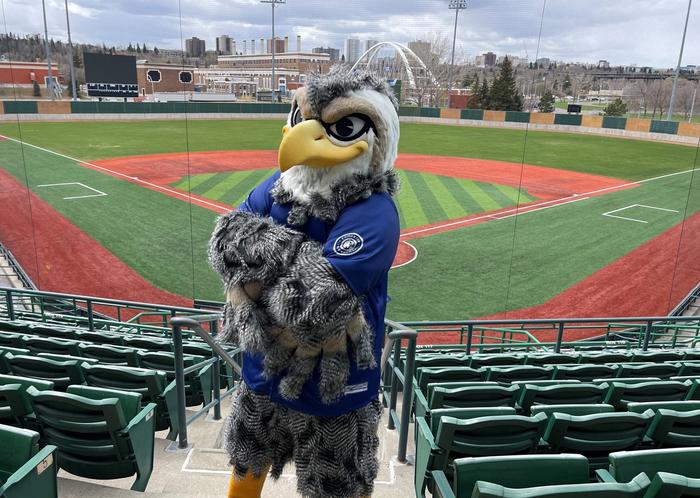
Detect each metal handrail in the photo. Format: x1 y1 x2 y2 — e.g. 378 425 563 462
671 281 700 316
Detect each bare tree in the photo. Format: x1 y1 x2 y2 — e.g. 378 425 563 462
645 78 673 118
674 79 696 118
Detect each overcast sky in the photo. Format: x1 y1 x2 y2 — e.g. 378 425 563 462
2 0 698 68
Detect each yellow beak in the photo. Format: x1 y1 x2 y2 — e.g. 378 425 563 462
278 119 368 172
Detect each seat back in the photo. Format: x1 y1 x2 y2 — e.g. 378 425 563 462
531 403 615 417
429 384 519 411
7 355 85 390
469 355 522 368
452 454 589 498
23 337 82 357
486 366 553 383
617 364 680 380
0 375 53 426
646 408 700 447
0 334 25 349
81 364 166 401
0 425 39 480
0 424 57 498
74 331 125 346
472 473 650 498
417 367 484 393
627 401 700 413
579 352 632 364
524 354 579 366
644 472 700 497
518 383 608 412
554 364 618 382
632 351 683 363
124 336 172 352
609 447 700 482
605 381 692 409
415 355 468 369
26 325 78 341
77 344 141 367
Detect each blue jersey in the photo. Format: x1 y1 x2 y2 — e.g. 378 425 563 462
237 171 399 417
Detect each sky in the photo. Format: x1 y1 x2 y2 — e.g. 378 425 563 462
2 0 698 68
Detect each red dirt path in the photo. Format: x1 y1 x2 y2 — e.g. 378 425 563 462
0 168 192 308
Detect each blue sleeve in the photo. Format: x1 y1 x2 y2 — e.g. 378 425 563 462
237 172 280 215
323 193 400 296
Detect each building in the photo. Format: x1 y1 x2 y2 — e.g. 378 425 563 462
408 40 431 55
216 35 232 55
157 48 185 59
475 52 497 67
216 50 331 90
598 59 610 69
185 37 206 57
0 60 60 86
536 57 551 67
497 55 526 67
194 68 257 97
365 39 379 52
312 47 340 62
267 38 286 54
344 38 363 66
136 61 196 95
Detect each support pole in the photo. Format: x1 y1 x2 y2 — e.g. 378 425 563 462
41 0 55 100
667 0 693 121
64 0 78 100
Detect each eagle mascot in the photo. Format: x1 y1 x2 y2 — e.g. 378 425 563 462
208 67 400 498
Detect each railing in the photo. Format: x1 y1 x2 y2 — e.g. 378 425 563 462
672 281 700 316
0 243 36 290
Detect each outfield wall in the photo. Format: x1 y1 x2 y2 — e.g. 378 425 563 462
2 100 699 145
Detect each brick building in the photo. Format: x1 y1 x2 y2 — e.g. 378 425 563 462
0 61 61 86
136 62 196 95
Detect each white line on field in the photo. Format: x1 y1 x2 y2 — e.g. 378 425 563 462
1 135 230 214
602 203 680 224
37 181 107 200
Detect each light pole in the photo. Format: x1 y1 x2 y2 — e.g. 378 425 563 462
667 0 693 121
261 0 285 102
64 0 78 100
41 0 55 100
447 0 467 108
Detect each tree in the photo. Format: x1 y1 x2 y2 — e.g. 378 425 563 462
562 74 572 95
32 80 41 97
604 98 628 116
538 89 555 113
489 57 523 111
476 79 490 109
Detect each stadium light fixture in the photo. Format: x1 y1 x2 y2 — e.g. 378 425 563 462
447 0 468 107
260 0 286 102
667 0 693 121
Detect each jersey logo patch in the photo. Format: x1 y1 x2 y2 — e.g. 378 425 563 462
333 233 364 256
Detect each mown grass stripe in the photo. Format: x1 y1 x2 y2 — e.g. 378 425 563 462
422 173 468 219
395 169 429 228
492 183 528 204
477 181 518 208
222 168 276 206
438 176 484 215
455 178 502 211
173 173 215 191
189 172 232 196
202 170 257 201
404 171 448 224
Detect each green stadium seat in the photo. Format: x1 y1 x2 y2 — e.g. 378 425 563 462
27 385 156 491
671 375 700 382
81 363 179 439
617 364 680 379
469 355 522 368
677 362 700 377
428 384 520 411
0 333 25 349
137 352 212 407
415 412 547 496
0 348 29 374
485 366 553 383
0 425 57 498
74 331 126 346
468 473 650 498
579 352 633 364
415 355 469 369
437 454 590 498
0 374 53 427
601 447 700 484
124 336 172 352
77 344 141 367
542 410 654 465
683 351 700 362
517 383 609 412
524 353 579 366
632 351 683 363
530 403 615 417
6 355 85 390
594 377 660 384
23 336 82 357
645 408 700 447
604 381 696 410
417 367 485 393
554 364 619 382
37 353 99 365
0 322 27 333
25 324 78 341
644 472 700 497
427 407 518 431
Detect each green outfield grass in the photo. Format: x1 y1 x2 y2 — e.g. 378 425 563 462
172 168 536 230
0 119 697 180
0 119 697 319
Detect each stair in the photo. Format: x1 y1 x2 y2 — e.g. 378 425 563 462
57 396 416 498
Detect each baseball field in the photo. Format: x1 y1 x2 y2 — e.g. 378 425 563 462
0 118 698 323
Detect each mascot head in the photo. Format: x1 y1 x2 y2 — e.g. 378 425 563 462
276 67 400 203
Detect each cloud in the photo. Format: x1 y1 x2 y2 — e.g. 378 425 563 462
1 0 697 68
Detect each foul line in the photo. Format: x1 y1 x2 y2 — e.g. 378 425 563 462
0 135 230 214
37 181 107 200
401 166 699 239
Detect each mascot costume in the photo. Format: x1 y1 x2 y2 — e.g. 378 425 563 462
208 67 401 498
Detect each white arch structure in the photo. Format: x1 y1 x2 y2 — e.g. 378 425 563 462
350 41 437 90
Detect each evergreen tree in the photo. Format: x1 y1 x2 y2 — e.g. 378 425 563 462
136 44 141 54
538 89 555 113
604 98 628 116
142 43 148 53
127 42 134 52
154 46 159 55
489 57 523 111
562 74 572 94
476 79 490 109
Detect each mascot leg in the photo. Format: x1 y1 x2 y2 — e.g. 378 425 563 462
227 467 270 498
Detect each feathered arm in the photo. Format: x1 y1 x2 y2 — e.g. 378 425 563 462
263 240 376 404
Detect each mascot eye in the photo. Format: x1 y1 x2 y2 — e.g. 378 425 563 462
326 114 373 142
290 106 303 127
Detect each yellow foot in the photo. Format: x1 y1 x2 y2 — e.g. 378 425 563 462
227 467 269 498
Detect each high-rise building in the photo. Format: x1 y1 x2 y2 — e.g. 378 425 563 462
484 52 497 66
408 40 431 55
365 39 379 52
216 35 232 55
312 47 340 62
185 37 206 57
344 38 363 66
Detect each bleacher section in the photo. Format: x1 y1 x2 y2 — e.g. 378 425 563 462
411 347 700 498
